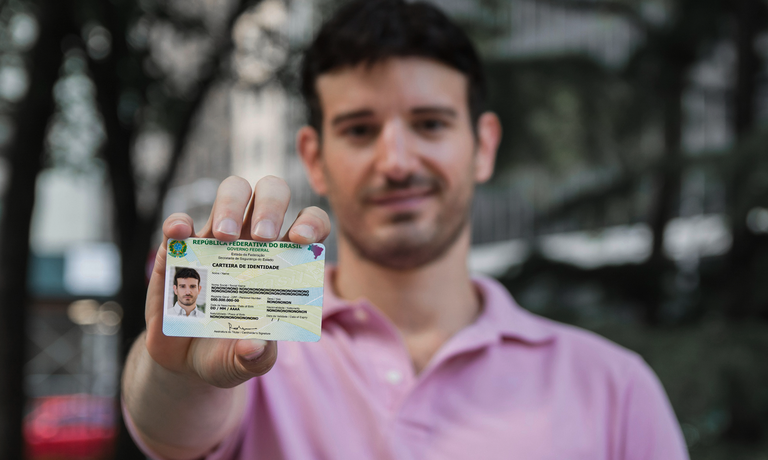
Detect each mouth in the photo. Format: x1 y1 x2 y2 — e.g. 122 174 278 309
366 186 435 211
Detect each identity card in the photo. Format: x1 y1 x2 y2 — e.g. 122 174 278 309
163 237 325 342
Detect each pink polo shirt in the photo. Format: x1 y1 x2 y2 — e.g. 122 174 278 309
128 273 688 460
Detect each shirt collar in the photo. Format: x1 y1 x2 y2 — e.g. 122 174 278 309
470 276 555 344
321 266 555 345
173 302 201 317
321 268 357 319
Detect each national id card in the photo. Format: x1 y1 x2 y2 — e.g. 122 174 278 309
163 237 325 342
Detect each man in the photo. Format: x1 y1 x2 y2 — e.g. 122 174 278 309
168 268 204 318
123 1 689 459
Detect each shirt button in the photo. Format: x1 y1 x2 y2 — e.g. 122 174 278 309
354 308 368 322
385 369 403 385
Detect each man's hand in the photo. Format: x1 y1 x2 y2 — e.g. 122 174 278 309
122 175 330 458
144 175 331 388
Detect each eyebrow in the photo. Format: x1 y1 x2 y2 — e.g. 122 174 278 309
331 109 375 127
411 106 457 118
330 106 458 127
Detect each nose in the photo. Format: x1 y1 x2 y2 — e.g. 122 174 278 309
375 119 416 181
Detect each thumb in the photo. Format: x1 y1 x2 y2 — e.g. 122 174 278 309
233 339 278 380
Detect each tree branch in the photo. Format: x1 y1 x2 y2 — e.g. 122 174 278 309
535 153 726 229
151 0 260 226
534 0 650 32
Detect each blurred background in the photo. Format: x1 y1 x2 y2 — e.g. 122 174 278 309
0 0 766 458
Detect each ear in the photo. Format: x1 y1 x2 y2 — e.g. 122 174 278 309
474 112 501 183
297 126 328 196
172 285 178 296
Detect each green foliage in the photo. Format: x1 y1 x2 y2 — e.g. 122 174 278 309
485 56 657 176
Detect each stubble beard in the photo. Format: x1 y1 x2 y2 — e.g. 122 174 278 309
341 214 469 270
332 179 474 271
179 296 197 307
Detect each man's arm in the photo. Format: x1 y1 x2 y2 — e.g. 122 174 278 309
122 332 269 459
122 176 331 459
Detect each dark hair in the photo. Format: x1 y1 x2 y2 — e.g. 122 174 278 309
174 268 200 286
300 0 487 134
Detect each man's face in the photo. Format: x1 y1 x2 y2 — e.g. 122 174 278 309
173 277 201 307
303 57 497 269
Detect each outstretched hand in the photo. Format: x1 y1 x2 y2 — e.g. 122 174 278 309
144 175 331 388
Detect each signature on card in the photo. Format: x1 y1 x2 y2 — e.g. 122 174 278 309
228 323 260 333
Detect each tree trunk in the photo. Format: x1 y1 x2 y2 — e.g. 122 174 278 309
726 0 766 318
648 78 683 262
734 0 760 138
0 0 70 457
644 69 684 324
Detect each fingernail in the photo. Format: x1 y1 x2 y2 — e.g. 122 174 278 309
242 339 267 361
253 220 277 239
293 225 315 240
216 218 239 236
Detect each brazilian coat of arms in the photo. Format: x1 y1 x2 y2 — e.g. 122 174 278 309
168 240 187 258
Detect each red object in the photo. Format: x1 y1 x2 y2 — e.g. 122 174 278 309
25 395 116 460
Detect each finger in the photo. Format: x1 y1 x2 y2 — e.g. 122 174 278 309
187 339 278 388
234 340 278 378
283 206 331 244
149 213 196 323
162 213 195 243
247 176 291 241
239 194 255 240
144 213 198 372
199 176 253 241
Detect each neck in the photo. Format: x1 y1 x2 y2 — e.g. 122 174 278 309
334 226 480 371
178 302 195 315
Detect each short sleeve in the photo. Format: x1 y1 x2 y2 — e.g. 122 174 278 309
620 356 689 460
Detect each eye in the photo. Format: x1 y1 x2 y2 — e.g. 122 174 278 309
343 124 375 138
414 119 447 132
